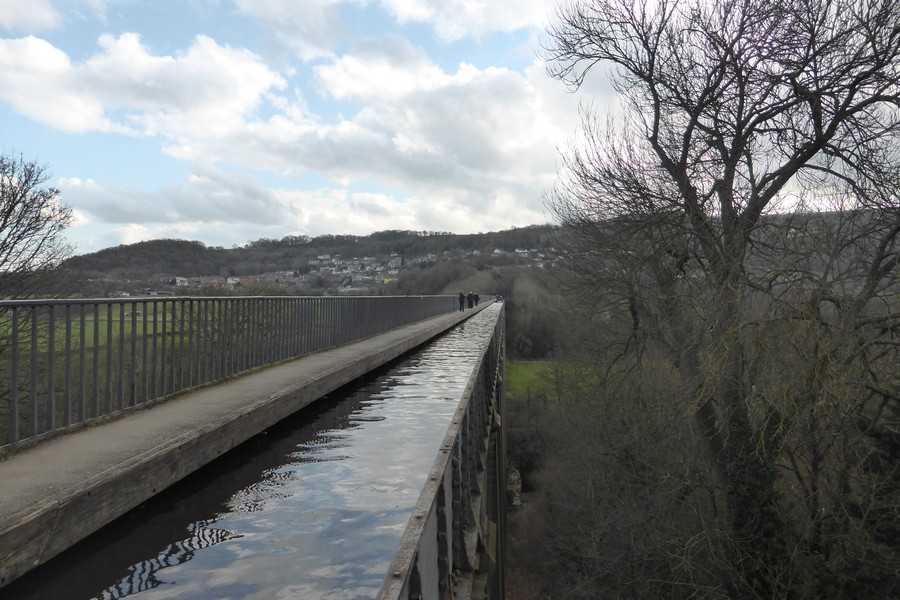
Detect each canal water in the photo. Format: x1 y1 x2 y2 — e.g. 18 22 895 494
5 306 500 600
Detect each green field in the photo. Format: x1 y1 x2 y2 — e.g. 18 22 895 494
1 303 208 353
506 360 555 399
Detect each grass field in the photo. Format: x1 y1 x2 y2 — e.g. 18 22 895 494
0 303 199 353
506 360 555 399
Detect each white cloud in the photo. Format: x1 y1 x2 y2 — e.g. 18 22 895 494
87 33 287 140
144 39 581 234
232 0 558 54
61 164 308 251
233 0 345 60
378 0 558 41
83 0 114 18
61 158 550 252
299 42 577 207
276 186 547 237
277 188 419 234
3 0 585 252
0 0 60 31
112 221 242 247
114 223 158 246
60 164 290 226
0 33 285 136
0 36 112 132
0 7 574 214
315 36 446 101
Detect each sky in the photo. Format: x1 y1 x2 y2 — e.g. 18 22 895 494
0 0 591 255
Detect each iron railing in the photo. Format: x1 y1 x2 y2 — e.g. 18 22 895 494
379 303 506 600
0 295 457 451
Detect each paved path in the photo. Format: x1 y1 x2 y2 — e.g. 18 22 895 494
0 306 487 589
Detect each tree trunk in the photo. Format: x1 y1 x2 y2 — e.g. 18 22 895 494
713 281 787 597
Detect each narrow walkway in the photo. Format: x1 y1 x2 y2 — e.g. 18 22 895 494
0 304 489 588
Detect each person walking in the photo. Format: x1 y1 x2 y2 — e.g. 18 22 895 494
458 291 466 311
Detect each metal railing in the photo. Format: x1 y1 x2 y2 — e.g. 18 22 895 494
379 304 506 600
0 295 457 451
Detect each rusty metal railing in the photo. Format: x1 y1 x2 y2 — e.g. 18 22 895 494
0 295 457 451
378 303 506 600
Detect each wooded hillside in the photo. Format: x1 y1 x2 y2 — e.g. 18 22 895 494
62 226 556 281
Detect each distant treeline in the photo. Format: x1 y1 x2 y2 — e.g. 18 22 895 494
63 225 557 281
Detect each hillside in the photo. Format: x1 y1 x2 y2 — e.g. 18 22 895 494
61 226 559 295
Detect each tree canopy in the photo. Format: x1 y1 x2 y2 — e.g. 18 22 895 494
0 153 72 297
542 0 900 596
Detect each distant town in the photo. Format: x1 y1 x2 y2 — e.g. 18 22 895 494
63 227 557 297
143 248 547 296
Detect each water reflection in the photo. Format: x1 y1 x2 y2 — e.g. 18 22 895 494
4 306 500 600
96 522 242 600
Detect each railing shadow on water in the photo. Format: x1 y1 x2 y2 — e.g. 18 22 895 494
0 295 457 453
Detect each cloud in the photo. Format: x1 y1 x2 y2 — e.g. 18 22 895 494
60 163 548 253
277 186 547 237
0 33 285 135
60 164 289 226
314 35 446 101
0 7 575 193
64 31 573 206
231 0 559 53
4 1 581 253
61 165 305 251
138 36 581 233
0 0 60 31
299 41 576 204
0 36 111 131
82 0 114 19
378 0 557 41
233 0 345 60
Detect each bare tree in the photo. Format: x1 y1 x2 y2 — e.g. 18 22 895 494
543 0 900 596
0 153 73 297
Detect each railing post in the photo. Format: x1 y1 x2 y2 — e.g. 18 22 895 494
117 303 125 411
78 304 86 424
64 304 72 427
47 305 56 433
9 307 19 445
29 307 38 438
92 303 99 418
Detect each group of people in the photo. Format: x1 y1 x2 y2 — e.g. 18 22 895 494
458 291 480 311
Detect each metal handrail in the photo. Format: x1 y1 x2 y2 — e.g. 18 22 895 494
0 295 457 451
